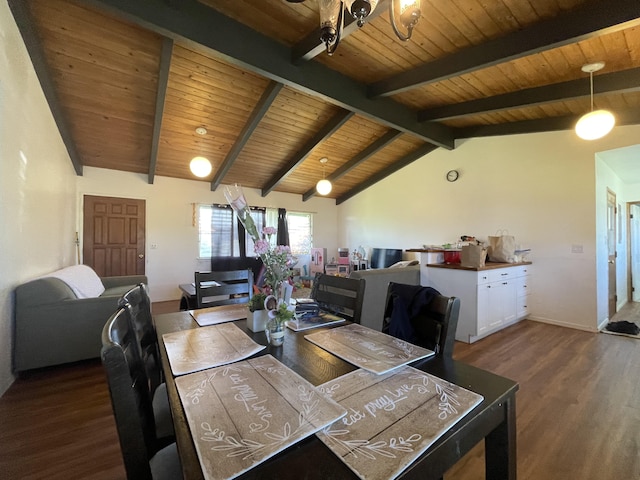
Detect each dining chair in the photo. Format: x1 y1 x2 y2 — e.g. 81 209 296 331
382 282 460 358
119 283 162 392
310 273 366 324
101 305 182 480
118 284 174 440
194 269 253 309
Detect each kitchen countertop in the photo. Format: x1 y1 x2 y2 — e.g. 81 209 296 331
426 261 532 271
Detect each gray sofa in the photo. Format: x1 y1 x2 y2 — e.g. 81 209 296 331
349 265 420 332
14 266 147 372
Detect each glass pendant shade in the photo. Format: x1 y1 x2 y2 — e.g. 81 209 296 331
575 110 616 140
190 156 212 177
316 178 332 195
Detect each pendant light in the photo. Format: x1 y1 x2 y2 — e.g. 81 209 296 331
316 157 332 195
190 156 212 177
190 126 213 177
575 62 615 141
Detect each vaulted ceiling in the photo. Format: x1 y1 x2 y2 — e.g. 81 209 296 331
9 0 640 204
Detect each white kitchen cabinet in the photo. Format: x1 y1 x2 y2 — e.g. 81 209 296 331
423 262 531 344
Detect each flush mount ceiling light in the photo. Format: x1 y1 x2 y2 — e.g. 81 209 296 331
575 62 616 141
316 157 332 195
190 156 212 177
318 0 421 55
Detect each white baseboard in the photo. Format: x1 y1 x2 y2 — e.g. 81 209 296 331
527 315 599 333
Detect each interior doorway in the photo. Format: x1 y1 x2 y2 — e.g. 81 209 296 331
82 195 146 277
627 202 640 303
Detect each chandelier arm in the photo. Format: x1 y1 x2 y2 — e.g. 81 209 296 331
326 5 345 55
389 0 411 41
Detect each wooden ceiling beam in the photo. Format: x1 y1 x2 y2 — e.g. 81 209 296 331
83 0 455 149
454 108 640 139
262 110 354 197
368 0 640 98
148 37 173 184
336 143 438 205
8 0 84 176
210 81 283 192
419 68 640 121
302 129 403 201
292 0 390 63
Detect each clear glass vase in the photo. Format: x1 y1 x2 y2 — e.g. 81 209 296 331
265 318 285 347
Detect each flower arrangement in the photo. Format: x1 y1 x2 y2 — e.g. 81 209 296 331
224 185 297 326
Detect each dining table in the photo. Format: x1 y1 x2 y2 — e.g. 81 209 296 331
154 309 519 480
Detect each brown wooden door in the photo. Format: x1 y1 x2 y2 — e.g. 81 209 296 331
607 189 617 319
83 195 145 277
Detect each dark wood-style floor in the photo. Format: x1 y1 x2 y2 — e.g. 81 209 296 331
1 301 639 479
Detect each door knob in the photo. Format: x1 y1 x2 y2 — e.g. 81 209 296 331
139 254 144 259
608 260 614 264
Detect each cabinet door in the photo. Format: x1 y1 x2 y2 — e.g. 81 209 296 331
481 280 517 332
493 280 517 325
477 284 492 335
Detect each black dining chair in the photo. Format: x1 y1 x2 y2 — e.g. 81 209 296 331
311 273 366 324
382 282 460 358
101 305 182 480
119 284 174 440
194 269 254 309
119 283 162 392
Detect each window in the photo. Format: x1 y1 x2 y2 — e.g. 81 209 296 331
198 205 312 258
287 211 312 255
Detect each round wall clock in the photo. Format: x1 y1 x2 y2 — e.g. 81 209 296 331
446 170 459 182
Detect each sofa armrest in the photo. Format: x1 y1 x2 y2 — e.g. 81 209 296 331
101 275 148 289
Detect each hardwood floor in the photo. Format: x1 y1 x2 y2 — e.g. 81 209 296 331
1 301 638 479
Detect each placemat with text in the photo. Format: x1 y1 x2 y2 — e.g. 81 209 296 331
175 355 347 480
316 366 484 480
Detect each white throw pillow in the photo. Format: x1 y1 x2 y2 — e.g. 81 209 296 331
46 265 106 298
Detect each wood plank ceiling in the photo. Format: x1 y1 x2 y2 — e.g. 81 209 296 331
9 0 640 204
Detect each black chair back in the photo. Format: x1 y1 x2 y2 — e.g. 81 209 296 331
101 305 158 479
119 283 162 393
383 282 460 358
311 273 366 324
195 269 253 309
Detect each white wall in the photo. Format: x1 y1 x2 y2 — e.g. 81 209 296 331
338 125 640 333
76 168 339 301
0 2 77 395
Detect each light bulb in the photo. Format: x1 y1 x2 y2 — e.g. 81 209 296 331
190 156 212 177
316 179 332 195
575 110 615 141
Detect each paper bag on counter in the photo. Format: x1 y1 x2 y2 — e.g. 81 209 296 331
461 244 487 268
487 230 516 263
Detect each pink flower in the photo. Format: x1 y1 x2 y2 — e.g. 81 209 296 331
254 239 270 255
275 245 290 255
263 226 276 236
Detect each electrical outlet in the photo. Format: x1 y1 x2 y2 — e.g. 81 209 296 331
150 243 158 250
571 244 583 254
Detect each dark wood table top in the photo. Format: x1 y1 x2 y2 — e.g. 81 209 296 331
154 311 519 480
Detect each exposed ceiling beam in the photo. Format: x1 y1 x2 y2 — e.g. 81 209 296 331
336 143 438 205
210 81 283 191
148 37 173 184
83 0 454 149
262 110 354 197
454 108 640 139
302 129 403 201
368 0 640 98
292 0 390 63
8 0 84 176
419 68 640 121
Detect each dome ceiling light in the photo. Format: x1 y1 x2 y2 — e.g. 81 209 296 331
575 62 616 141
316 157 332 195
